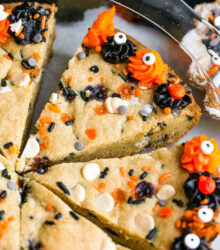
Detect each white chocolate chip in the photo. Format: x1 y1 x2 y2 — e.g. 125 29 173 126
156 184 176 200
104 97 128 114
19 74 30 87
23 138 40 158
135 213 155 232
0 162 5 171
95 192 114 212
10 19 22 33
50 93 58 104
0 86 11 94
102 239 116 250
82 163 100 181
214 16 220 28
71 184 85 204
142 103 153 115
0 5 9 21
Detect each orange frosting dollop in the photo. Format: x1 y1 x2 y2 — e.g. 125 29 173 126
128 49 168 89
82 7 115 49
0 9 11 44
181 134 220 174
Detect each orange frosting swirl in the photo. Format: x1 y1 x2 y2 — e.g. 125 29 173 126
128 49 168 88
181 134 220 174
82 7 115 49
0 9 11 44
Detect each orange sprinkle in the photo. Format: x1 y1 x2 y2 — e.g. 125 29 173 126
208 15 214 22
209 32 216 40
38 126 46 136
142 166 152 171
34 13 40 19
3 54 11 60
98 182 106 190
153 203 160 212
41 16 46 29
33 52 40 62
112 188 127 204
43 135 49 141
95 46 102 53
175 220 181 229
128 115 134 121
8 145 15 155
122 69 128 76
85 128 97 140
163 107 172 115
200 199 208 205
19 33 25 39
0 14 11 45
117 84 134 99
48 104 61 113
119 167 125 177
158 206 173 218
207 65 220 77
61 113 72 123
43 31 48 39
130 175 139 182
127 180 135 190
46 204 52 211
158 172 173 184
115 64 120 69
39 117 53 124
68 76 74 87
43 142 50 149
88 76 94 82
93 104 106 115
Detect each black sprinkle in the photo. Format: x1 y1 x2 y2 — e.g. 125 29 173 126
118 73 127 82
69 211 80 221
44 220 55 225
0 191 7 199
3 142 13 149
140 171 148 179
99 167 109 179
128 169 134 176
172 199 184 208
112 93 121 98
2 169 11 179
56 182 70 195
127 197 145 205
161 164 165 169
65 120 73 126
142 116 148 122
8 52 14 60
90 65 99 73
0 210 5 220
54 213 62 220
146 228 157 240
48 122 55 132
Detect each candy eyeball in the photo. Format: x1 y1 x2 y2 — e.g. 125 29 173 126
184 233 200 249
198 206 214 223
142 53 156 65
114 32 127 45
200 140 214 155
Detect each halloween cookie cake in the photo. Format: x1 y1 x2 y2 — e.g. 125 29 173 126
26 135 220 250
0 2 56 164
17 7 201 172
182 0 220 119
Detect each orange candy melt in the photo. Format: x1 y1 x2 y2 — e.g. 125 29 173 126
82 7 115 49
85 128 97 140
128 49 168 89
158 172 173 184
181 135 220 174
112 188 127 204
158 207 173 218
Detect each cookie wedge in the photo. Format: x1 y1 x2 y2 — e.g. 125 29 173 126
0 155 20 250
17 7 201 172
20 179 128 250
26 135 220 250
0 2 56 164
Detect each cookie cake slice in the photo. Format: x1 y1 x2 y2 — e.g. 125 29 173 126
17 7 201 172
20 179 128 250
0 154 20 250
26 135 220 250
0 2 56 164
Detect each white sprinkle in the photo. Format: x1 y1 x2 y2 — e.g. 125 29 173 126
10 19 22 33
50 93 58 104
0 85 12 94
19 74 30 87
95 192 114 212
156 184 176 200
129 95 140 106
0 162 5 171
134 214 155 232
82 163 100 181
71 184 85 204
23 138 40 158
0 5 9 21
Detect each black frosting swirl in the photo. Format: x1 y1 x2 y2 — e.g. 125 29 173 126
172 235 211 250
184 172 220 211
154 82 192 111
101 36 137 64
8 2 51 45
